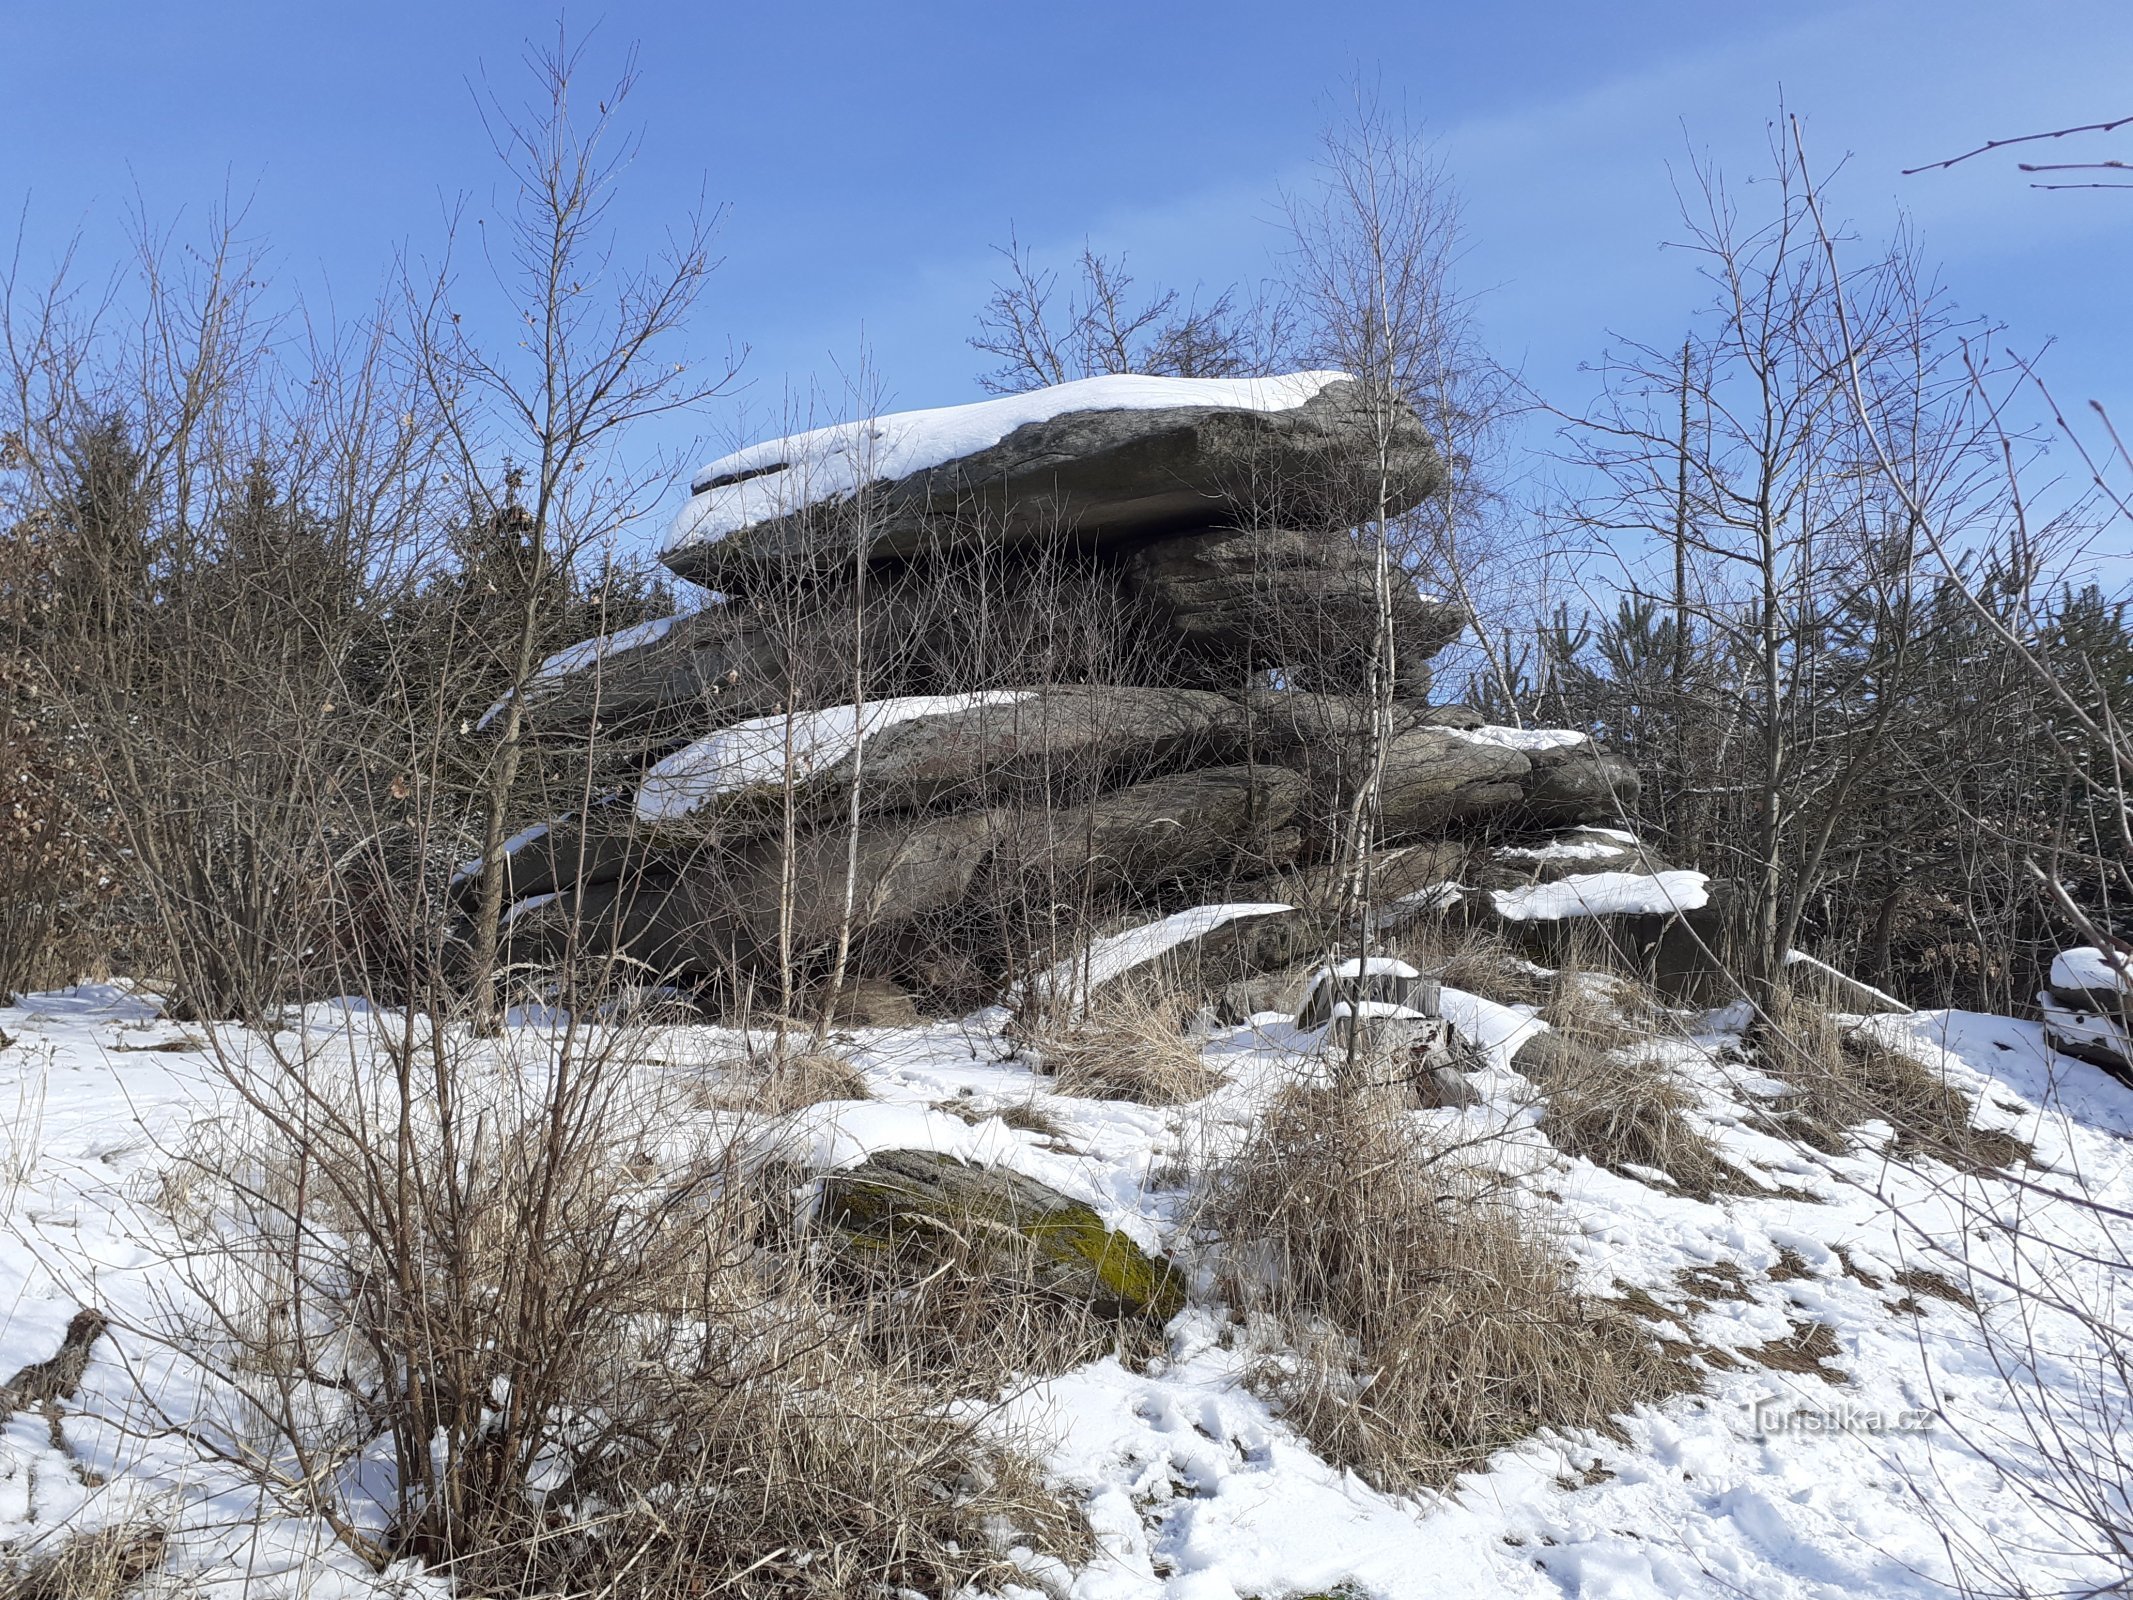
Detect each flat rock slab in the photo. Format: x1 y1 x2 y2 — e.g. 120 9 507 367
818 1149 1185 1321
662 375 1441 591
1123 526 1466 691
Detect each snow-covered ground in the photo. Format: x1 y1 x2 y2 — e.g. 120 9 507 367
1 974 2128 1597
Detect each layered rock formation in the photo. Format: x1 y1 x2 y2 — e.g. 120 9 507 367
474 371 1649 1010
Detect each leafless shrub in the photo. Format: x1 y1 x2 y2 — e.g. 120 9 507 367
150 1010 1080 1594
1206 1084 1691 1490
1033 986 1221 1105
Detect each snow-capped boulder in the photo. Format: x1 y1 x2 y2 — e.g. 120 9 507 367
631 684 1250 827
981 764 1307 901
2038 946 2133 1079
1022 901 1299 1011
661 373 1441 591
1479 868 1732 1004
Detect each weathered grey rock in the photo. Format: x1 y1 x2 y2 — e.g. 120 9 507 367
1476 876 1735 1006
984 764 1306 898
515 811 999 977
511 606 789 738
663 379 1443 591
817 1149 1185 1321
1122 526 1466 692
1238 696 1533 849
1519 740 1640 824
787 685 1248 815
467 815 646 906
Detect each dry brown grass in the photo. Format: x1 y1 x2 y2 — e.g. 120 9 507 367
1761 995 2030 1174
1519 977 1737 1200
1205 1085 1693 1491
1746 1320 1850 1385
1421 926 1554 1008
444 1311 1087 1599
692 1046 872 1115
0 1524 168 1600
933 1094 1071 1142
1536 1047 1737 1201
1034 987 1221 1105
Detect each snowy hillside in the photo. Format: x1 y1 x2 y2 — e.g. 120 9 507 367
0 963 2127 1598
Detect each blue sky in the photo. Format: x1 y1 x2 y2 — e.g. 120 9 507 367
5 2 2128 552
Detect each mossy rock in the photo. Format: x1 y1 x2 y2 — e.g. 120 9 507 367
818 1148 1186 1322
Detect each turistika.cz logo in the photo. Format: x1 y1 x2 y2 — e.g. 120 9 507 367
1749 1397 1937 1437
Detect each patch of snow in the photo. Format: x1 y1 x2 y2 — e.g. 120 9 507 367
474 613 681 730
634 691 1030 822
1437 986 1547 1071
451 819 554 887
1026 903 1294 1011
2040 995 2130 1055
1496 838 1625 864
2051 945 2133 994
1493 869 1711 921
1786 948 1912 1014
1324 955 1421 981
500 891 559 928
10 950 2133 1598
666 371 1351 554
1442 724 1589 753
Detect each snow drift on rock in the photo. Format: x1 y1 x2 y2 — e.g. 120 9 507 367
666 371 1351 555
2051 946 2133 994
1442 724 1589 753
1492 868 1711 921
1024 903 1295 1011
634 692 1031 822
474 613 681 730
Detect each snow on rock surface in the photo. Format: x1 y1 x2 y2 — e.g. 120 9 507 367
634 691 1030 822
1441 723 1589 753
451 818 555 886
1436 987 1546 1071
1023 903 1294 1010
474 613 681 730
1493 868 1711 921
667 371 1350 555
1496 836 1629 864
2050 945 2133 994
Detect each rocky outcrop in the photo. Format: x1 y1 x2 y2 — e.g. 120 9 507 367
478 371 1648 1008
663 375 1442 591
1519 740 1641 825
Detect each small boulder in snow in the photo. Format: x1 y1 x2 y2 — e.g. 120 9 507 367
818 1149 1186 1321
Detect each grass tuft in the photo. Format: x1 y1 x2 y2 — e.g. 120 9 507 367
1205 1084 1692 1491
